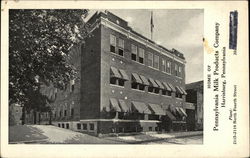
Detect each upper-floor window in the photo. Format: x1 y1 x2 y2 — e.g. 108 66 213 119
70 79 75 92
110 34 116 54
118 38 124 56
166 61 171 74
153 55 159 69
178 66 182 77
147 52 153 67
174 64 178 76
131 44 137 61
138 48 144 64
162 58 166 72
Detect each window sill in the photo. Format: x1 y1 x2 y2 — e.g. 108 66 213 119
131 88 145 92
110 51 124 58
148 92 160 95
110 84 124 88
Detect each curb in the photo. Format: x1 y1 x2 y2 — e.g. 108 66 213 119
9 138 49 144
106 133 203 144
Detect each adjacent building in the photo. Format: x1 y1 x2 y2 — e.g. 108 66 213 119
39 11 191 135
185 80 203 130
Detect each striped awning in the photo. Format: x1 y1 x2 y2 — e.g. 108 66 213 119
110 98 121 112
179 86 187 95
131 73 143 84
175 107 184 116
168 83 176 92
162 82 172 91
110 67 122 78
139 75 150 86
148 103 165 115
148 78 159 88
179 107 188 117
166 111 176 120
118 99 129 112
155 80 165 89
176 86 183 94
119 69 129 80
131 101 151 114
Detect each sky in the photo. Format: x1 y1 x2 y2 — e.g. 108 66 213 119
86 9 204 84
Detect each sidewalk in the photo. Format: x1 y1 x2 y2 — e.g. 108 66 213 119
104 131 203 144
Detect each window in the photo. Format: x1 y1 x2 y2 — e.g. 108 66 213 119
66 123 69 129
149 127 152 131
89 123 94 130
162 58 166 72
148 52 153 67
58 123 60 127
77 123 81 130
174 64 178 76
166 61 171 74
82 123 87 130
138 48 144 64
131 44 137 61
110 34 116 53
64 110 67 116
178 66 182 77
70 80 75 92
162 90 171 96
131 82 138 89
62 123 65 128
153 55 159 69
118 80 125 86
71 108 74 116
59 110 62 117
118 38 124 56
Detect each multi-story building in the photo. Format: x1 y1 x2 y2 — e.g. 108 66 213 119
186 80 203 130
43 11 189 135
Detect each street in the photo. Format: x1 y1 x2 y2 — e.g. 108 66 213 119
143 135 203 144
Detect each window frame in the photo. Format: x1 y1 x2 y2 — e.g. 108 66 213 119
138 48 145 64
153 55 159 69
118 38 124 56
147 52 153 67
131 44 137 61
110 34 116 53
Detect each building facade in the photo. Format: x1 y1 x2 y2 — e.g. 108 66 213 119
41 11 190 135
186 80 203 130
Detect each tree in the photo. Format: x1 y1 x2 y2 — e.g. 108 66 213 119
9 9 90 112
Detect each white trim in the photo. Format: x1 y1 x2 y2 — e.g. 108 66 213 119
80 119 160 123
131 88 146 93
98 17 186 64
110 84 125 88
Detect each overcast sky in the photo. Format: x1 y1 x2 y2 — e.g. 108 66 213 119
87 9 204 84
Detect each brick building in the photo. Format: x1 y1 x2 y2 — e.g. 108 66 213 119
42 11 190 135
185 80 203 130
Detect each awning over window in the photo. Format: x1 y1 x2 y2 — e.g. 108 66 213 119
176 86 184 94
169 104 177 115
118 99 129 112
132 73 143 84
155 80 165 89
139 75 150 86
131 101 151 114
148 78 159 88
119 69 129 80
175 107 184 116
148 103 165 115
110 67 122 78
166 111 176 120
179 86 187 95
168 83 176 92
110 98 121 112
162 82 172 91
179 107 188 117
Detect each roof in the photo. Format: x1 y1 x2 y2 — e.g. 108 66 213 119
87 10 185 60
186 80 203 90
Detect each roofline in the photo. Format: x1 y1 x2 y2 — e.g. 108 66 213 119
87 11 186 64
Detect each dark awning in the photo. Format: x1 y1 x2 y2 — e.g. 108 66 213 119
162 82 172 91
139 75 150 86
176 86 184 94
119 69 129 80
168 83 176 92
131 101 151 114
148 78 159 88
179 86 187 95
110 98 121 112
148 103 165 115
155 80 165 89
118 99 129 112
131 73 143 84
179 107 188 117
110 67 122 78
166 111 176 120
175 107 184 116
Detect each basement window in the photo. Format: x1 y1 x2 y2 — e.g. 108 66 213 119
89 123 94 131
82 123 87 130
77 123 81 130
